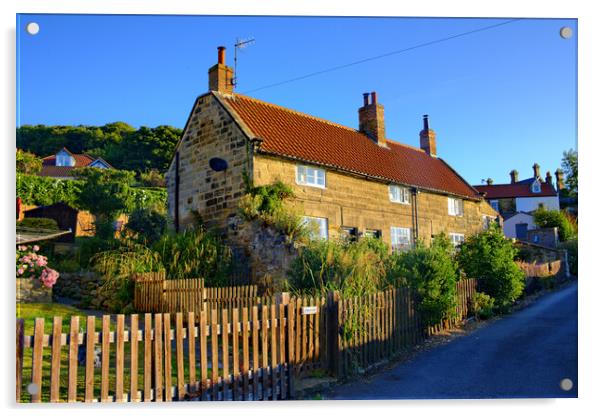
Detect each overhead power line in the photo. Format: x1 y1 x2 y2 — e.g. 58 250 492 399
243 18 522 94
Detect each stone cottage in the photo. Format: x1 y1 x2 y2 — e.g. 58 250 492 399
166 47 499 270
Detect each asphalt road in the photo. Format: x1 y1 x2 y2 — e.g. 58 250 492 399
325 282 578 399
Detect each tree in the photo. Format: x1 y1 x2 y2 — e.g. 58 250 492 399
16 149 42 174
74 167 136 239
457 225 524 312
561 149 578 197
532 207 577 241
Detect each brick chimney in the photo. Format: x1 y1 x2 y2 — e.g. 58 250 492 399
358 92 387 147
419 115 437 157
532 163 541 179
555 168 565 191
510 169 519 184
208 46 234 94
546 171 553 184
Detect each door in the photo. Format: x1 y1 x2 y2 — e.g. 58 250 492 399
515 223 528 240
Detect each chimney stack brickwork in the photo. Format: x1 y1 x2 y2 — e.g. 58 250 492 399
510 170 519 184
358 92 387 147
533 163 541 179
546 171 553 184
419 115 437 157
208 46 234 94
555 168 565 190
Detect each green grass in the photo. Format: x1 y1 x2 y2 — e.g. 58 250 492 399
17 302 222 403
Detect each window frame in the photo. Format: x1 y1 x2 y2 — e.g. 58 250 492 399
490 200 499 212
388 185 411 204
363 229 382 239
302 215 328 240
296 165 326 189
449 233 465 247
448 197 464 216
532 181 541 193
390 226 412 252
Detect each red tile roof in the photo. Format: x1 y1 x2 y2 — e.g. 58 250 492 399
42 153 95 167
473 182 558 199
217 93 481 199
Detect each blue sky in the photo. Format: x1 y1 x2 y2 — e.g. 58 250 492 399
16 14 577 185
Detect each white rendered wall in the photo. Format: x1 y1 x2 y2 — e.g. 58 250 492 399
515 196 560 213
503 212 536 239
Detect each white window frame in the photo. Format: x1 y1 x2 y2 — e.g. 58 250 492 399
388 185 410 204
302 216 328 240
391 227 412 252
532 181 541 193
56 152 74 167
490 200 499 212
450 233 465 247
448 197 464 216
296 165 326 188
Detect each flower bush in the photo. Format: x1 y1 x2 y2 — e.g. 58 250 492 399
16 245 60 288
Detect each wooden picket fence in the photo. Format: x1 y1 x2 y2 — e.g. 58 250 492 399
133 272 259 315
17 280 479 402
332 279 477 378
16 306 295 403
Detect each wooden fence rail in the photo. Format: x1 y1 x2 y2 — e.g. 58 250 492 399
133 272 259 314
17 307 293 403
17 279 478 402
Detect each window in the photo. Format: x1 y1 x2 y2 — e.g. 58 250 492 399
482 215 496 230
296 165 326 188
490 200 499 212
448 197 464 216
532 181 541 193
55 152 74 167
302 216 328 240
391 227 412 252
364 229 382 239
450 233 465 247
388 185 410 204
340 226 358 242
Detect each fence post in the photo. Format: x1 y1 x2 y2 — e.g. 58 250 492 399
326 290 340 378
16 318 24 402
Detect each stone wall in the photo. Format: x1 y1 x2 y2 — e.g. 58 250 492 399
166 93 253 231
16 278 52 303
253 154 498 247
52 272 112 311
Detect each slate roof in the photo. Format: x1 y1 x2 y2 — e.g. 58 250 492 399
215 93 482 200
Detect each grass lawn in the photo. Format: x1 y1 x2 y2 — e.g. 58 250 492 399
17 302 220 403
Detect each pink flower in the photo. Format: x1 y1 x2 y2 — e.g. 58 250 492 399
17 268 24 276
39 268 59 288
36 257 47 267
18 245 27 251
33 245 40 252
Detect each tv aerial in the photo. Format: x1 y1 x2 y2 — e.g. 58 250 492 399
233 37 255 90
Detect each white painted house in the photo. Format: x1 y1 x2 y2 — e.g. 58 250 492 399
473 163 562 238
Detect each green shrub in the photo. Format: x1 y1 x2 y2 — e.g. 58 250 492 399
16 173 82 207
457 225 525 312
287 238 389 297
55 258 81 273
153 227 232 286
75 236 119 268
386 234 459 326
17 217 59 230
471 292 495 320
533 208 577 241
125 207 169 244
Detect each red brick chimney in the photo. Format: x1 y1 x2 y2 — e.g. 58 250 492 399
358 92 387 147
419 115 437 156
208 46 234 94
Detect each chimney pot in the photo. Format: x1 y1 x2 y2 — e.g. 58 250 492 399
363 93 369 107
422 114 429 131
217 46 226 65
546 171 553 184
371 91 377 105
510 169 519 184
419 115 436 156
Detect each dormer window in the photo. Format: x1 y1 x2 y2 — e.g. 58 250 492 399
55 150 75 167
531 181 541 193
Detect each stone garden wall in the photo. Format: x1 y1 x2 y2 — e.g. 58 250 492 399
52 272 112 310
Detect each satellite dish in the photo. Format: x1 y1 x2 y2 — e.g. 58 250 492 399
209 157 228 172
